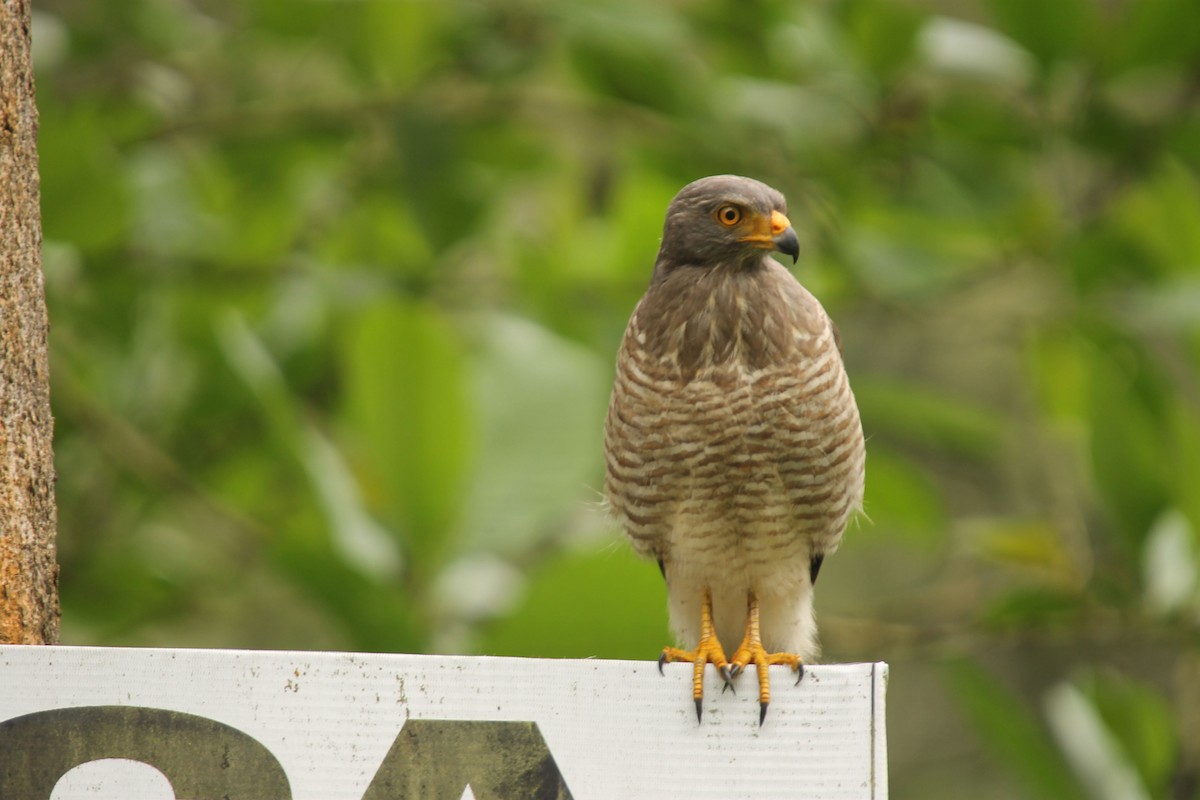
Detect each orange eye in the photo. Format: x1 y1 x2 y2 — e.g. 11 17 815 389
715 205 742 226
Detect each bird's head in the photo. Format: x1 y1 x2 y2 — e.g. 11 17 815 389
654 175 800 277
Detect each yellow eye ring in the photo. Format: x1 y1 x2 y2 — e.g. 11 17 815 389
715 205 742 226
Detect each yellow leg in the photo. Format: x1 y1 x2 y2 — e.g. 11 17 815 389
728 590 804 725
658 587 732 722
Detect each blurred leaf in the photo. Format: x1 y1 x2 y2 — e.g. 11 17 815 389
1102 67 1192 126
479 542 669 660
1027 328 1088 425
217 311 402 580
1142 508 1198 616
984 0 1093 68
860 446 945 543
38 104 132 250
1066 226 1157 294
1110 0 1200 72
188 139 320 265
918 16 1035 87
317 193 434 282
567 5 706 114
1084 332 1172 544
60 541 180 639
845 200 997 299
433 552 523 624
1075 671 1178 797
361 0 446 86
841 0 923 78
1110 158 1200 273
527 169 674 288
855 377 1005 459
948 660 1086 800
973 519 1078 581
394 113 489 251
1044 681 1153 800
713 77 868 153
270 520 426 652
459 313 608 554
1166 400 1200 531
342 301 474 572
126 144 216 261
982 587 1082 630
1125 279 1200 334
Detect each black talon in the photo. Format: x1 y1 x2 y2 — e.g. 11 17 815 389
719 664 736 694
759 701 769 726
695 698 703 723
795 663 805 686
658 653 667 675
729 663 743 679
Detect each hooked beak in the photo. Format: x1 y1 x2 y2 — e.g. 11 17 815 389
739 209 800 263
773 225 800 263
769 210 799 263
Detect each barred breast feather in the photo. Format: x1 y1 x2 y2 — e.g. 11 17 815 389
604 258 865 658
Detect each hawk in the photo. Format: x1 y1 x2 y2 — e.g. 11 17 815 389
604 175 866 723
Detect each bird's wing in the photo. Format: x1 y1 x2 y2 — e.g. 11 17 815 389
753 280 865 559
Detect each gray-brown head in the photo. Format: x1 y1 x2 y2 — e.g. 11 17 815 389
653 175 800 282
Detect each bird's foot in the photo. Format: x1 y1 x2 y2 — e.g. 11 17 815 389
658 634 733 722
726 590 804 725
728 639 804 725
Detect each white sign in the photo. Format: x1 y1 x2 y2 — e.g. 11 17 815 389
0 645 887 799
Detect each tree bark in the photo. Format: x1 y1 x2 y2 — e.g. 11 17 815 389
0 0 61 644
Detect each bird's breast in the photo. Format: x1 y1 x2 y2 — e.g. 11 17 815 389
604 264 865 568
636 263 827 382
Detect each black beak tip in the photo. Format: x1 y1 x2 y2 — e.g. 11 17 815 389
774 229 800 264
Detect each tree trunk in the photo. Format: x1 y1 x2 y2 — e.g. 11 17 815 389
0 0 61 644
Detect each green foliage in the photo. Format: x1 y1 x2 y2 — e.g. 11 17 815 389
948 660 1086 800
34 0 1200 796
481 543 670 661
1077 670 1178 797
342 300 473 571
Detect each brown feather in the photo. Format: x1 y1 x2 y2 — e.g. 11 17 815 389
603 176 865 659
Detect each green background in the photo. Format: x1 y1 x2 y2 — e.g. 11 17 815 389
33 0 1200 797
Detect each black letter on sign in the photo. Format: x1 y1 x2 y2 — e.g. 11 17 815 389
362 720 574 799
0 705 290 800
